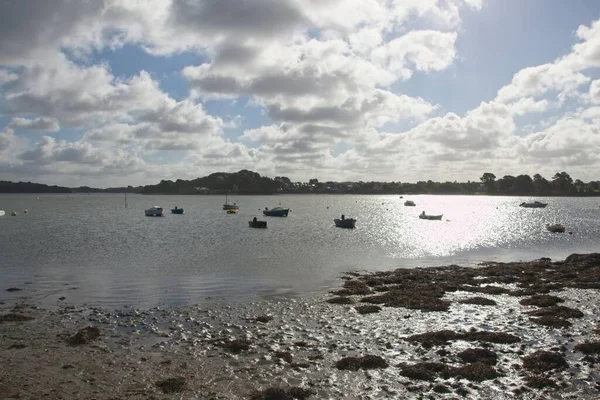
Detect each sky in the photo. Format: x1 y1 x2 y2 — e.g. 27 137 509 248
1 0 600 187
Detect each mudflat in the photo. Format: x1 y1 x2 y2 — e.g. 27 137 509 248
1 254 600 399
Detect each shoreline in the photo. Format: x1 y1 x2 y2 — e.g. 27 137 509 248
2 253 600 399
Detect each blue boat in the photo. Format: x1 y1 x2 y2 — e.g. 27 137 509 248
263 206 289 217
171 207 184 214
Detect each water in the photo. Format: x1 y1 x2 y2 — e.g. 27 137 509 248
1 194 599 307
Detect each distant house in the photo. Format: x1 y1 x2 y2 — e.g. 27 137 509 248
196 187 210 194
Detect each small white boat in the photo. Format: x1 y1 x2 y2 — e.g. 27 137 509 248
0 209 5 217
520 201 547 208
419 211 443 220
334 215 356 228
144 206 164 217
546 223 565 233
223 195 239 210
404 200 416 206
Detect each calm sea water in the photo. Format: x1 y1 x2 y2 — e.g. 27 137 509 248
1 194 599 307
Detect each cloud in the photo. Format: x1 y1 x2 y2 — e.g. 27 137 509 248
371 30 458 77
4 57 223 151
8 117 60 132
6 1 600 186
19 136 148 176
496 18 600 104
590 80 600 104
0 69 18 84
0 0 105 65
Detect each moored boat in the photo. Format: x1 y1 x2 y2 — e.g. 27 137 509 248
11 211 17 216
171 206 184 214
249 217 267 228
263 206 289 217
419 211 443 220
546 223 566 233
0 209 5 217
223 195 239 210
404 200 416 206
334 215 356 228
144 206 164 217
520 201 547 208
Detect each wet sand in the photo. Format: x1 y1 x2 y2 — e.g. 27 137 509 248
1 254 600 399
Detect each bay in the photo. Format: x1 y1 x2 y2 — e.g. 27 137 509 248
0 193 599 307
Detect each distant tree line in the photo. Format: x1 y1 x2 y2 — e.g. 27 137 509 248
140 170 281 194
479 171 599 196
140 170 600 196
0 181 141 194
0 181 71 193
2 170 599 196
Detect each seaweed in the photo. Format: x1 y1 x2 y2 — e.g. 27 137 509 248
156 377 186 394
335 355 388 371
457 348 498 365
519 295 564 307
574 341 600 355
354 305 381 314
459 297 497 306
522 351 568 373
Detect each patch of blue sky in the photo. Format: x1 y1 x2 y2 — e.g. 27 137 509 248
204 95 273 140
378 118 425 134
48 127 85 142
330 141 352 157
0 116 11 130
395 0 600 115
67 44 207 101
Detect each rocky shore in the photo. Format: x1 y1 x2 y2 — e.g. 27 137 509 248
1 254 600 399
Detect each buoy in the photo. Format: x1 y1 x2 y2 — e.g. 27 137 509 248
23 209 28 213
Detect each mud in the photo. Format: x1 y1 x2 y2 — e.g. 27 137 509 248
1 253 600 399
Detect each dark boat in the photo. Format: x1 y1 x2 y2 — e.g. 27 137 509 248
263 206 289 217
520 201 547 208
419 211 443 220
171 207 184 214
334 214 356 228
546 223 565 233
249 217 267 228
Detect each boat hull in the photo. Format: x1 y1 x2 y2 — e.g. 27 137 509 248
263 208 289 217
520 202 547 208
144 207 164 217
249 220 267 228
419 214 443 220
171 209 184 214
0 210 5 217
334 218 356 228
547 224 565 233
223 204 239 210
